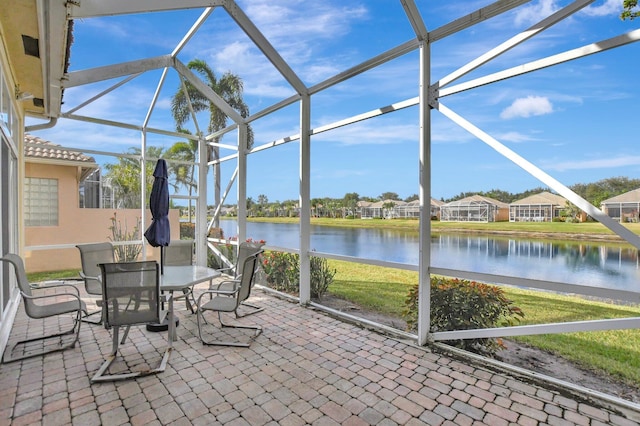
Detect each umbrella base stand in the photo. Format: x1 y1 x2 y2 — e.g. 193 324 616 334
146 317 179 332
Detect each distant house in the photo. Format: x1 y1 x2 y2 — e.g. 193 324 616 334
394 198 444 219
395 200 418 218
23 134 179 273
509 191 567 222
430 198 444 219
359 199 403 219
440 195 509 222
600 188 640 223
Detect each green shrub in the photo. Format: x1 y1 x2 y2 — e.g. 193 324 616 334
261 251 335 298
261 251 299 294
404 277 524 357
208 241 236 270
207 237 264 272
180 222 195 239
108 212 142 262
309 256 336 298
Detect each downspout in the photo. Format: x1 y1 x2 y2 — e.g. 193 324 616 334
25 117 58 132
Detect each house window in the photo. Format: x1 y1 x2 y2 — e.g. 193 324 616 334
25 177 59 226
79 169 101 208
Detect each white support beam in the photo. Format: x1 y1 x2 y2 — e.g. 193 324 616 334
71 0 307 94
65 56 173 88
440 29 640 98
65 73 143 115
433 317 640 341
438 0 593 89
312 98 418 135
247 94 301 123
212 152 240 165
308 40 419 96
68 0 226 18
237 125 248 244
61 113 143 132
417 40 432 347
207 127 239 145
299 95 311 305
171 8 215 58
429 0 533 42
140 131 148 260
208 167 238 235
143 68 169 128
224 2 307 95
400 0 428 40
196 136 208 266
249 135 301 154
438 102 640 250
430 267 640 303
61 113 199 140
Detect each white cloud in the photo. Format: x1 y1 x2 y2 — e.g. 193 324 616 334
242 1 368 42
497 131 539 143
543 156 640 171
513 0 559 26
580 0 621 17
500 96 553 119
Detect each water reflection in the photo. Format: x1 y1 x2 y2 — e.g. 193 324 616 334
218 220 640 291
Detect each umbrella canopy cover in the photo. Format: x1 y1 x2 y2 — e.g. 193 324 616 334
144 159 170 247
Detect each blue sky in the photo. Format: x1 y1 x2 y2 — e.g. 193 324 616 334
29 0 639 205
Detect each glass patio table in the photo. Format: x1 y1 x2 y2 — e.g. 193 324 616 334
147 265 221 339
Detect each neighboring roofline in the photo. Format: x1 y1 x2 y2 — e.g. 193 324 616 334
25 156 99 170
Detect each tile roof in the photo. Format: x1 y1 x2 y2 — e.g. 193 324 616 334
601 188 640 204
511 191 567 206
443 194 509 208
24 133 96 164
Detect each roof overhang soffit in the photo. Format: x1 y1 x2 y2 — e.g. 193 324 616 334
26 0 70 118
67 0 307 96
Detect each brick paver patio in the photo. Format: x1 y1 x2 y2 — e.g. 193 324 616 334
1 280 639 425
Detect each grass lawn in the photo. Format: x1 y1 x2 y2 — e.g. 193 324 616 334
328 259 640 386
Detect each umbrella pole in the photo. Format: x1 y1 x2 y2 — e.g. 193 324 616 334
160 246 164 274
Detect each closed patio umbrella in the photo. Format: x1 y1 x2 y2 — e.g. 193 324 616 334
144 159 170 274
144 159 174 332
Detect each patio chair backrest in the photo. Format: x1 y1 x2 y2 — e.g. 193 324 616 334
235 242 263 278
77 242 114 295
164 240 194 266
237 253 260 306
99 261 159 328
0 254 36 314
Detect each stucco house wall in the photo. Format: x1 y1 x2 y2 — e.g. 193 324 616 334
23 145 180 273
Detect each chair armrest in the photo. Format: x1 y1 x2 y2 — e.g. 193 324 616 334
21 289 83 309
30 283 81 297
79 271 101 282
196 286 239 306
216 266 236 277
210 279 240 291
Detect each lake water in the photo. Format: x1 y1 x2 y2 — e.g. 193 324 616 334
217 220 640 292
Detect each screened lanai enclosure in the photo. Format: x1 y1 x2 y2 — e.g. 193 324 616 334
440 196 509 223
2 0 640 365
509 191 568 222
601 188 640 223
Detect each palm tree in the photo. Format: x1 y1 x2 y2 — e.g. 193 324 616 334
171 59 253 225
104 146 165 208
165 130 198 223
